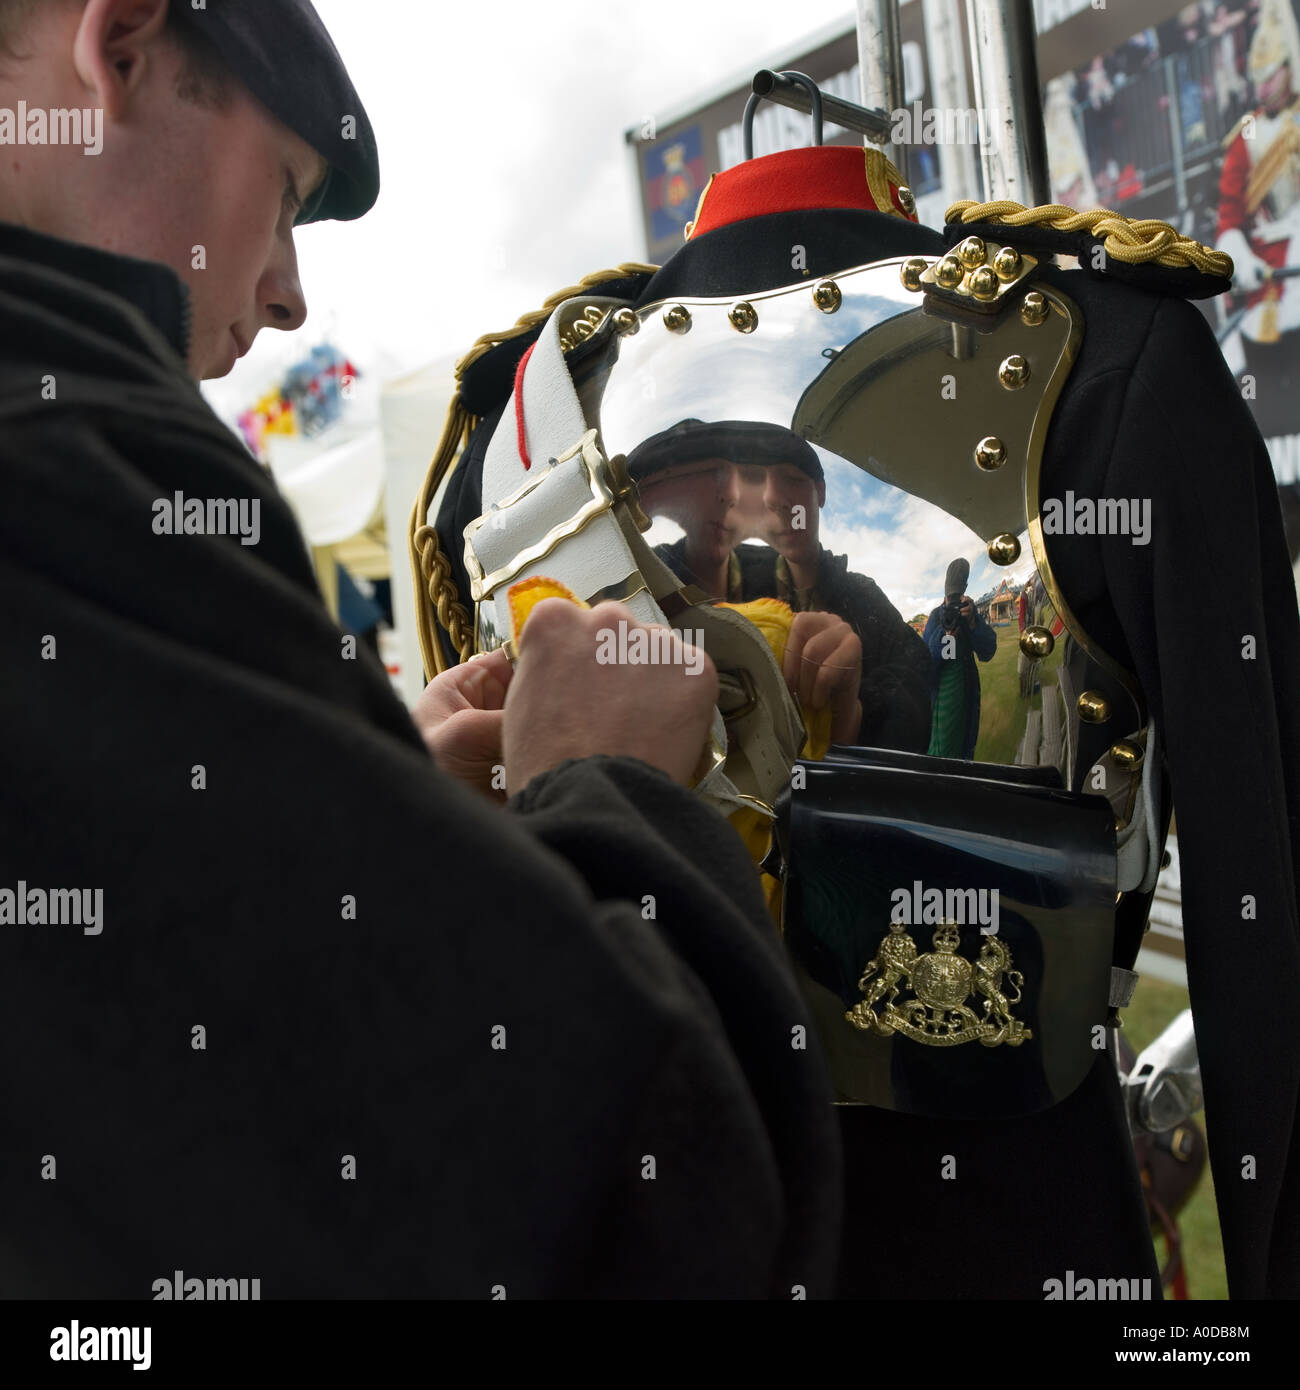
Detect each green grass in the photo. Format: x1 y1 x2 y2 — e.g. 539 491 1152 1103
971 624 1063 765
1121 975 1228 1301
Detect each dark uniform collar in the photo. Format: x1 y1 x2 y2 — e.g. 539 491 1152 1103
0 221 191 362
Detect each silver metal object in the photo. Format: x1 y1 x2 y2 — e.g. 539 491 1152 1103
922 0 981 202
749 68 893 144
963 0 1050 205
1125 1009 1204 1136
855 0 908 178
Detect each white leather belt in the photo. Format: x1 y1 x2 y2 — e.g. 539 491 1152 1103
466 294 806 816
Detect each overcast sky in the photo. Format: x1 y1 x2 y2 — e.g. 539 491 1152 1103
205 0 859 418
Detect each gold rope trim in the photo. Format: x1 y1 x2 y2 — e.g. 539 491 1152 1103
408 263 660 677
944 198 1233 276
864 148 908 221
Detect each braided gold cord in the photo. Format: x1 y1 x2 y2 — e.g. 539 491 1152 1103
945 199 1234 277
408 263 660 678
453 262 660 379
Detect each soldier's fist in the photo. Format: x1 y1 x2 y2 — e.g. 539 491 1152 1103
411 647 513 801
783 610 863 745
503 600 718 793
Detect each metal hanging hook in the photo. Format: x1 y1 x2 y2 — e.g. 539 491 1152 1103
742 70 824 161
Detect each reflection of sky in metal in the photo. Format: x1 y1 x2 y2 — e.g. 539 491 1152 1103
599 264 919 459
603 262 1035 621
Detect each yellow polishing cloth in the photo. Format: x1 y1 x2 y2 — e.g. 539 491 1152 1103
507 576 589 649
717 597 834 931
716 597 832 760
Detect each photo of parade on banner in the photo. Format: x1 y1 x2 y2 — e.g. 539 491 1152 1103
1049 0 1300 550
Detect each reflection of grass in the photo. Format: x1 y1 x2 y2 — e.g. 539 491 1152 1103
971 626 1023 764
970 625 1063 765
1122 977 1228 1301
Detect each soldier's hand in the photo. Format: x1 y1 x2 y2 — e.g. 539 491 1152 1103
411 647 513 802
784 610 863 745
960 596 976 628
1236 249 1272 293
503 599 718 792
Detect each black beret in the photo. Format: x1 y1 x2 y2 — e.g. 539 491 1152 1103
627 418 824 484
168 0 379 225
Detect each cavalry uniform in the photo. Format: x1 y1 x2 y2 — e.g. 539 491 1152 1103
414 130 1300 1299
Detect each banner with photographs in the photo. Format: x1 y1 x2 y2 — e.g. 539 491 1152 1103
1047 0 1300 566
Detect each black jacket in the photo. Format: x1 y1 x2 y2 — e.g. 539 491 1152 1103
636 207 1300 1300
0 223 841 1298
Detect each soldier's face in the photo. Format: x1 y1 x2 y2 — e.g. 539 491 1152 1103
1260 62 1294 113
639 460 742 561
8 2 325 380
760 464 825 560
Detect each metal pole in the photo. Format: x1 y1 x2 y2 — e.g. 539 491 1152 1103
750 70 894 144
922 0 981 204
963 0 1051 206
855 0 908 178
1164 56 1188 218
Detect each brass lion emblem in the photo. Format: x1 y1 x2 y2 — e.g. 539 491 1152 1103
845 922 1031 1048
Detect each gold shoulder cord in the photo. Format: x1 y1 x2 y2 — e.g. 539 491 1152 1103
408 262 659 677
945 199 1233 276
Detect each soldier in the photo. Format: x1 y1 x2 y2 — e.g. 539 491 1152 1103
1216 0 1300 435
0 0 839 1298
416 129 1300 1300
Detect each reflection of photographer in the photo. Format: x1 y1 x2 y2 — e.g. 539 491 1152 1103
923 558 997 759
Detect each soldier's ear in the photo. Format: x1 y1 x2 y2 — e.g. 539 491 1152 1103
72 0 170 123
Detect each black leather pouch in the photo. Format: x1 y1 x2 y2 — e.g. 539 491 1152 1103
775 751 1117 1118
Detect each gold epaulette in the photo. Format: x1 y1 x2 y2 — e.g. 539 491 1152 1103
944 199 1233 278
408 263 658 676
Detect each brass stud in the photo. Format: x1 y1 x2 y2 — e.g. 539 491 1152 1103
956 235 986 269
1077 690 1111 724
612 307 639 336
935 255 964 289
992 246 1022 280
583 305 603 326
974 436 1007 471
1020 290 1048 326
1111 739 1144 771
728 301 758 334
988 533 1021 565
558 333 575 353
898 186 916 215
1020 626 1054 659
663 304 691 333
1115 815 1130 833
968 265 998 301
900 257 929 292
812 280 842 313
999 354 1030 389
572 318 594 342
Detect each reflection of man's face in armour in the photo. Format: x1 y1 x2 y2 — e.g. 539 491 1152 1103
637 458 741 567
746 463 825 565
